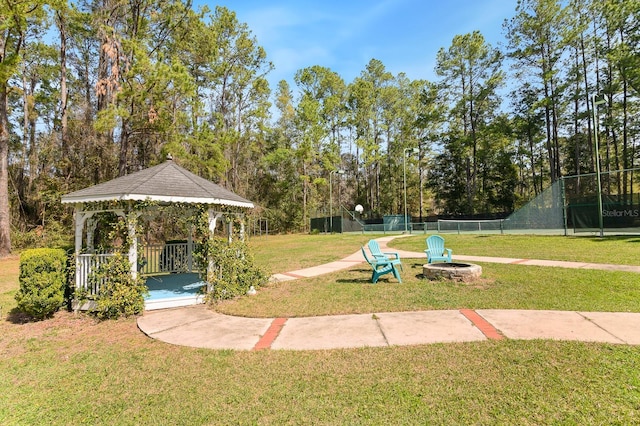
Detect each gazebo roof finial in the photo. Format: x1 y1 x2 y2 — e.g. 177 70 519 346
167 153 173 161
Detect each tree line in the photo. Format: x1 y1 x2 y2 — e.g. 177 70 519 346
1 0 639 255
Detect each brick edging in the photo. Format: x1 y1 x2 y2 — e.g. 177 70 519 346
460 309 504 340
253 317 287 350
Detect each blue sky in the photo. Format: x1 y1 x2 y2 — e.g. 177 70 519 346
210 0 517 89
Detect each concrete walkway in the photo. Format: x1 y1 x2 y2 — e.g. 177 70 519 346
137 236 640 351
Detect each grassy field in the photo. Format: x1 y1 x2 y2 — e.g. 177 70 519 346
2 234 640 424
247 233 381 274
0 256 19 320
389 233 640 265
217 262 640 317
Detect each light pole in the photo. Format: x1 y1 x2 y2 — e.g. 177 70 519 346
591 94 607 237
403 147 419 233
329 169 345 233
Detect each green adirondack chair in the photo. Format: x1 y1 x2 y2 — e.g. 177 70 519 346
425 235 452 264
361 247 402 283
367 240 403 271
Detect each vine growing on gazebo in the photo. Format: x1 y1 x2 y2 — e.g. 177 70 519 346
191 210 268 303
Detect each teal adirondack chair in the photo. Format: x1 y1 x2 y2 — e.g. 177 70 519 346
425 235 452 264
361 247 402 283
367 240 403 271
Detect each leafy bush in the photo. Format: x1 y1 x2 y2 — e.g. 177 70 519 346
11 222 72 251
200 238 268 303
15 248 68 320
89 253 148 320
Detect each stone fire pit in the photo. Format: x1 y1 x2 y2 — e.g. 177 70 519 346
423 262 482 283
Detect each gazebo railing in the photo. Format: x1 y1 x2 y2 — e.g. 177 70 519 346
76 253 115 295
75 241 197 295
140 241 196 275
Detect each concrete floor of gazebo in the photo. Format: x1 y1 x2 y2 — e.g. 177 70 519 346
144 273 206 310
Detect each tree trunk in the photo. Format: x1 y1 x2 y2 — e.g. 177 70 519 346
580 32 593 173
58 11 69 177
119 117 130 177
0 84 11 256
622 80 629 203
620 26 630 203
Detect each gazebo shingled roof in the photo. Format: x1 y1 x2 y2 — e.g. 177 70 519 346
61 159 254 208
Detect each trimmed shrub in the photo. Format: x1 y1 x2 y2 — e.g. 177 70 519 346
15 248 68 320
89 253 147 320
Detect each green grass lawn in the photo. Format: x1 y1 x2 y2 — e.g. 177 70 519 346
217 262 640 318
2 234 640 424
390 233 640 265
247 233 381 274
0 256 19 319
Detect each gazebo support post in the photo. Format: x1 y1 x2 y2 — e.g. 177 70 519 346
86 217 97 252
187 226 194 272
114 209 141 280
73 205 95 290
207 209 224 287
128 212 141 279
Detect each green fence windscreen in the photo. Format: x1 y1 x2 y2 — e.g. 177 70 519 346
504 180 566 230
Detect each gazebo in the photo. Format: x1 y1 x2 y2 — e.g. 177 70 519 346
61 159 254 309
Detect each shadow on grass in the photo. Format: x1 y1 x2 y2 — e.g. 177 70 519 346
335 268 376 284
333 268 399 285
5 307 43 324
589 236 640 243
335 267 429 285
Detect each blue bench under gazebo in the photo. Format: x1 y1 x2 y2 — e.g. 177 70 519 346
61 158 254 310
